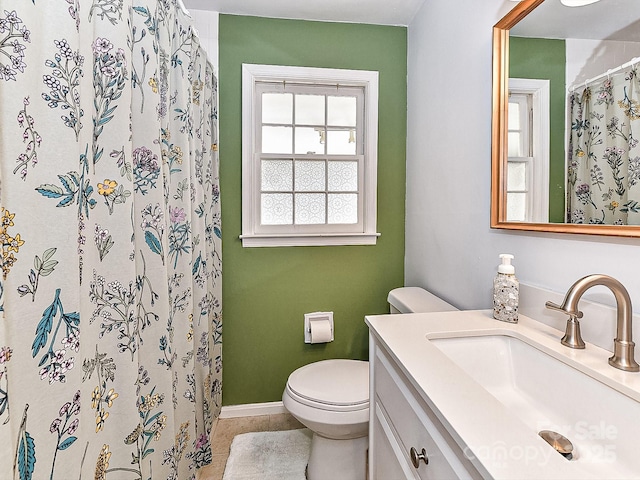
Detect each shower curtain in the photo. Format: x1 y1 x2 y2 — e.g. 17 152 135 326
567 65 640 224
0 1 222 479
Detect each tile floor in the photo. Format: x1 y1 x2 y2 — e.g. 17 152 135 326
197 413 305 480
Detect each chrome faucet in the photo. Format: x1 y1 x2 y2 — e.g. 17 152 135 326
545 274 640 372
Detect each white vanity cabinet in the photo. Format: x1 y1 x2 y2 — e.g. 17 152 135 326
369 333 483 480
367 309 640 479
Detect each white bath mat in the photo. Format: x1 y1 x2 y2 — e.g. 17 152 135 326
222 428 312 480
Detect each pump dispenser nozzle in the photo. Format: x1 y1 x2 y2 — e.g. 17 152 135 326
498 253 515 274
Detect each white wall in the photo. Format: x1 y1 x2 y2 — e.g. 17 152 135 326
406 0 640 312
189 9 219 74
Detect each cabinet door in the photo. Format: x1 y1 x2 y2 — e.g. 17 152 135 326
373 344 483 480
372 404 419 480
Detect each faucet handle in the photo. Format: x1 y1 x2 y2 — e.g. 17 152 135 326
545 301 584 319
561 314 586 349
546 301 586 348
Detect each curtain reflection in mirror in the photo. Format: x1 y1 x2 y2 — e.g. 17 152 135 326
567 63 640 224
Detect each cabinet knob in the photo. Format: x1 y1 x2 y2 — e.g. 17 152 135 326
410 446 429 468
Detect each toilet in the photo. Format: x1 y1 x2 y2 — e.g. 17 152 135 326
282 287 457 480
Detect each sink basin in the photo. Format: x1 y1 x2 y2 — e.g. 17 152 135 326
430 334 640 476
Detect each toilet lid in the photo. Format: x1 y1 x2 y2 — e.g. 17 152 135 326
287 359 369 407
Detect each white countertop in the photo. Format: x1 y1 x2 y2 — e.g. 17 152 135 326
366 310 640 479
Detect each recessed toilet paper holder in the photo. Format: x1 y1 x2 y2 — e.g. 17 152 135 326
304 312 334 343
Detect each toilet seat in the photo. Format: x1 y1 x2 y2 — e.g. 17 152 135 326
286 359 369 412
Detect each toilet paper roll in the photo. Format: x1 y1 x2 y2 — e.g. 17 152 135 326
309 319 333 343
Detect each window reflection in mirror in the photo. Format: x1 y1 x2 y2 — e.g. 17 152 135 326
509 37 561 223
507 94 529 222
506 78 550 223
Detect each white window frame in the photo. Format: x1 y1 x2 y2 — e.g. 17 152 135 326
507 78 550 223
241 64 379 247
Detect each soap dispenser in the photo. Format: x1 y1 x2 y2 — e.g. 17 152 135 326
493 253 519 323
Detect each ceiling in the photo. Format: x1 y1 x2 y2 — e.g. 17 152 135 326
182 0 427 26
182 0 640 41
511 0 640 42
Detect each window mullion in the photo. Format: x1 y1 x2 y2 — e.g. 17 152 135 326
324 94 328 157
292 158 296 225
291 91 296 225
291 89 296 157
324 159 329 225
357 90 364 155
323 94 328 224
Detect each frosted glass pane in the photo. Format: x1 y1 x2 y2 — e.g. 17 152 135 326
295 160 325 191
262 126 292 154
262 93 292 124
261 160 292 191
295 127 324 155
295 193 326 224
328 96 357 126
328 161 358 191
508 102 520 130
295 94 325 125
261 193 293 225
507 192 526 222
507 162 527 191
508 132 522 157
328 194 358 224
327 130 356 155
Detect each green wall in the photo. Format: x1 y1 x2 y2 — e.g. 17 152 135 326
219 15 407 405
509 36 566 223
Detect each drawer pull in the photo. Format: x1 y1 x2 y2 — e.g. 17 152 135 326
410 447 429 468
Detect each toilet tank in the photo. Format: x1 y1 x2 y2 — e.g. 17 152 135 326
387 287 458 314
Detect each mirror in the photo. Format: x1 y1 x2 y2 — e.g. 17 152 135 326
492 0 640 236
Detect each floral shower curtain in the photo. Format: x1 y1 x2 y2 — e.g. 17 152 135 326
0 1 222 479
567 65 640 224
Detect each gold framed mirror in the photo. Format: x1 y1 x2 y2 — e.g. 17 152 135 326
491 0 640 237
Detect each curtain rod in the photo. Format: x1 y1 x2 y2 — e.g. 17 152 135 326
570 56 640 92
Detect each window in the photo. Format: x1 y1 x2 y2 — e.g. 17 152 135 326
241 64 379 247
507 78 550 223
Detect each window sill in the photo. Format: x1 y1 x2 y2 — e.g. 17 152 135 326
240 232 381 247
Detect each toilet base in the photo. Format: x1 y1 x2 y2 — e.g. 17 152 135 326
306 433 368 480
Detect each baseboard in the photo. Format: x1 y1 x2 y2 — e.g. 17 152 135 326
220 401 287 418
